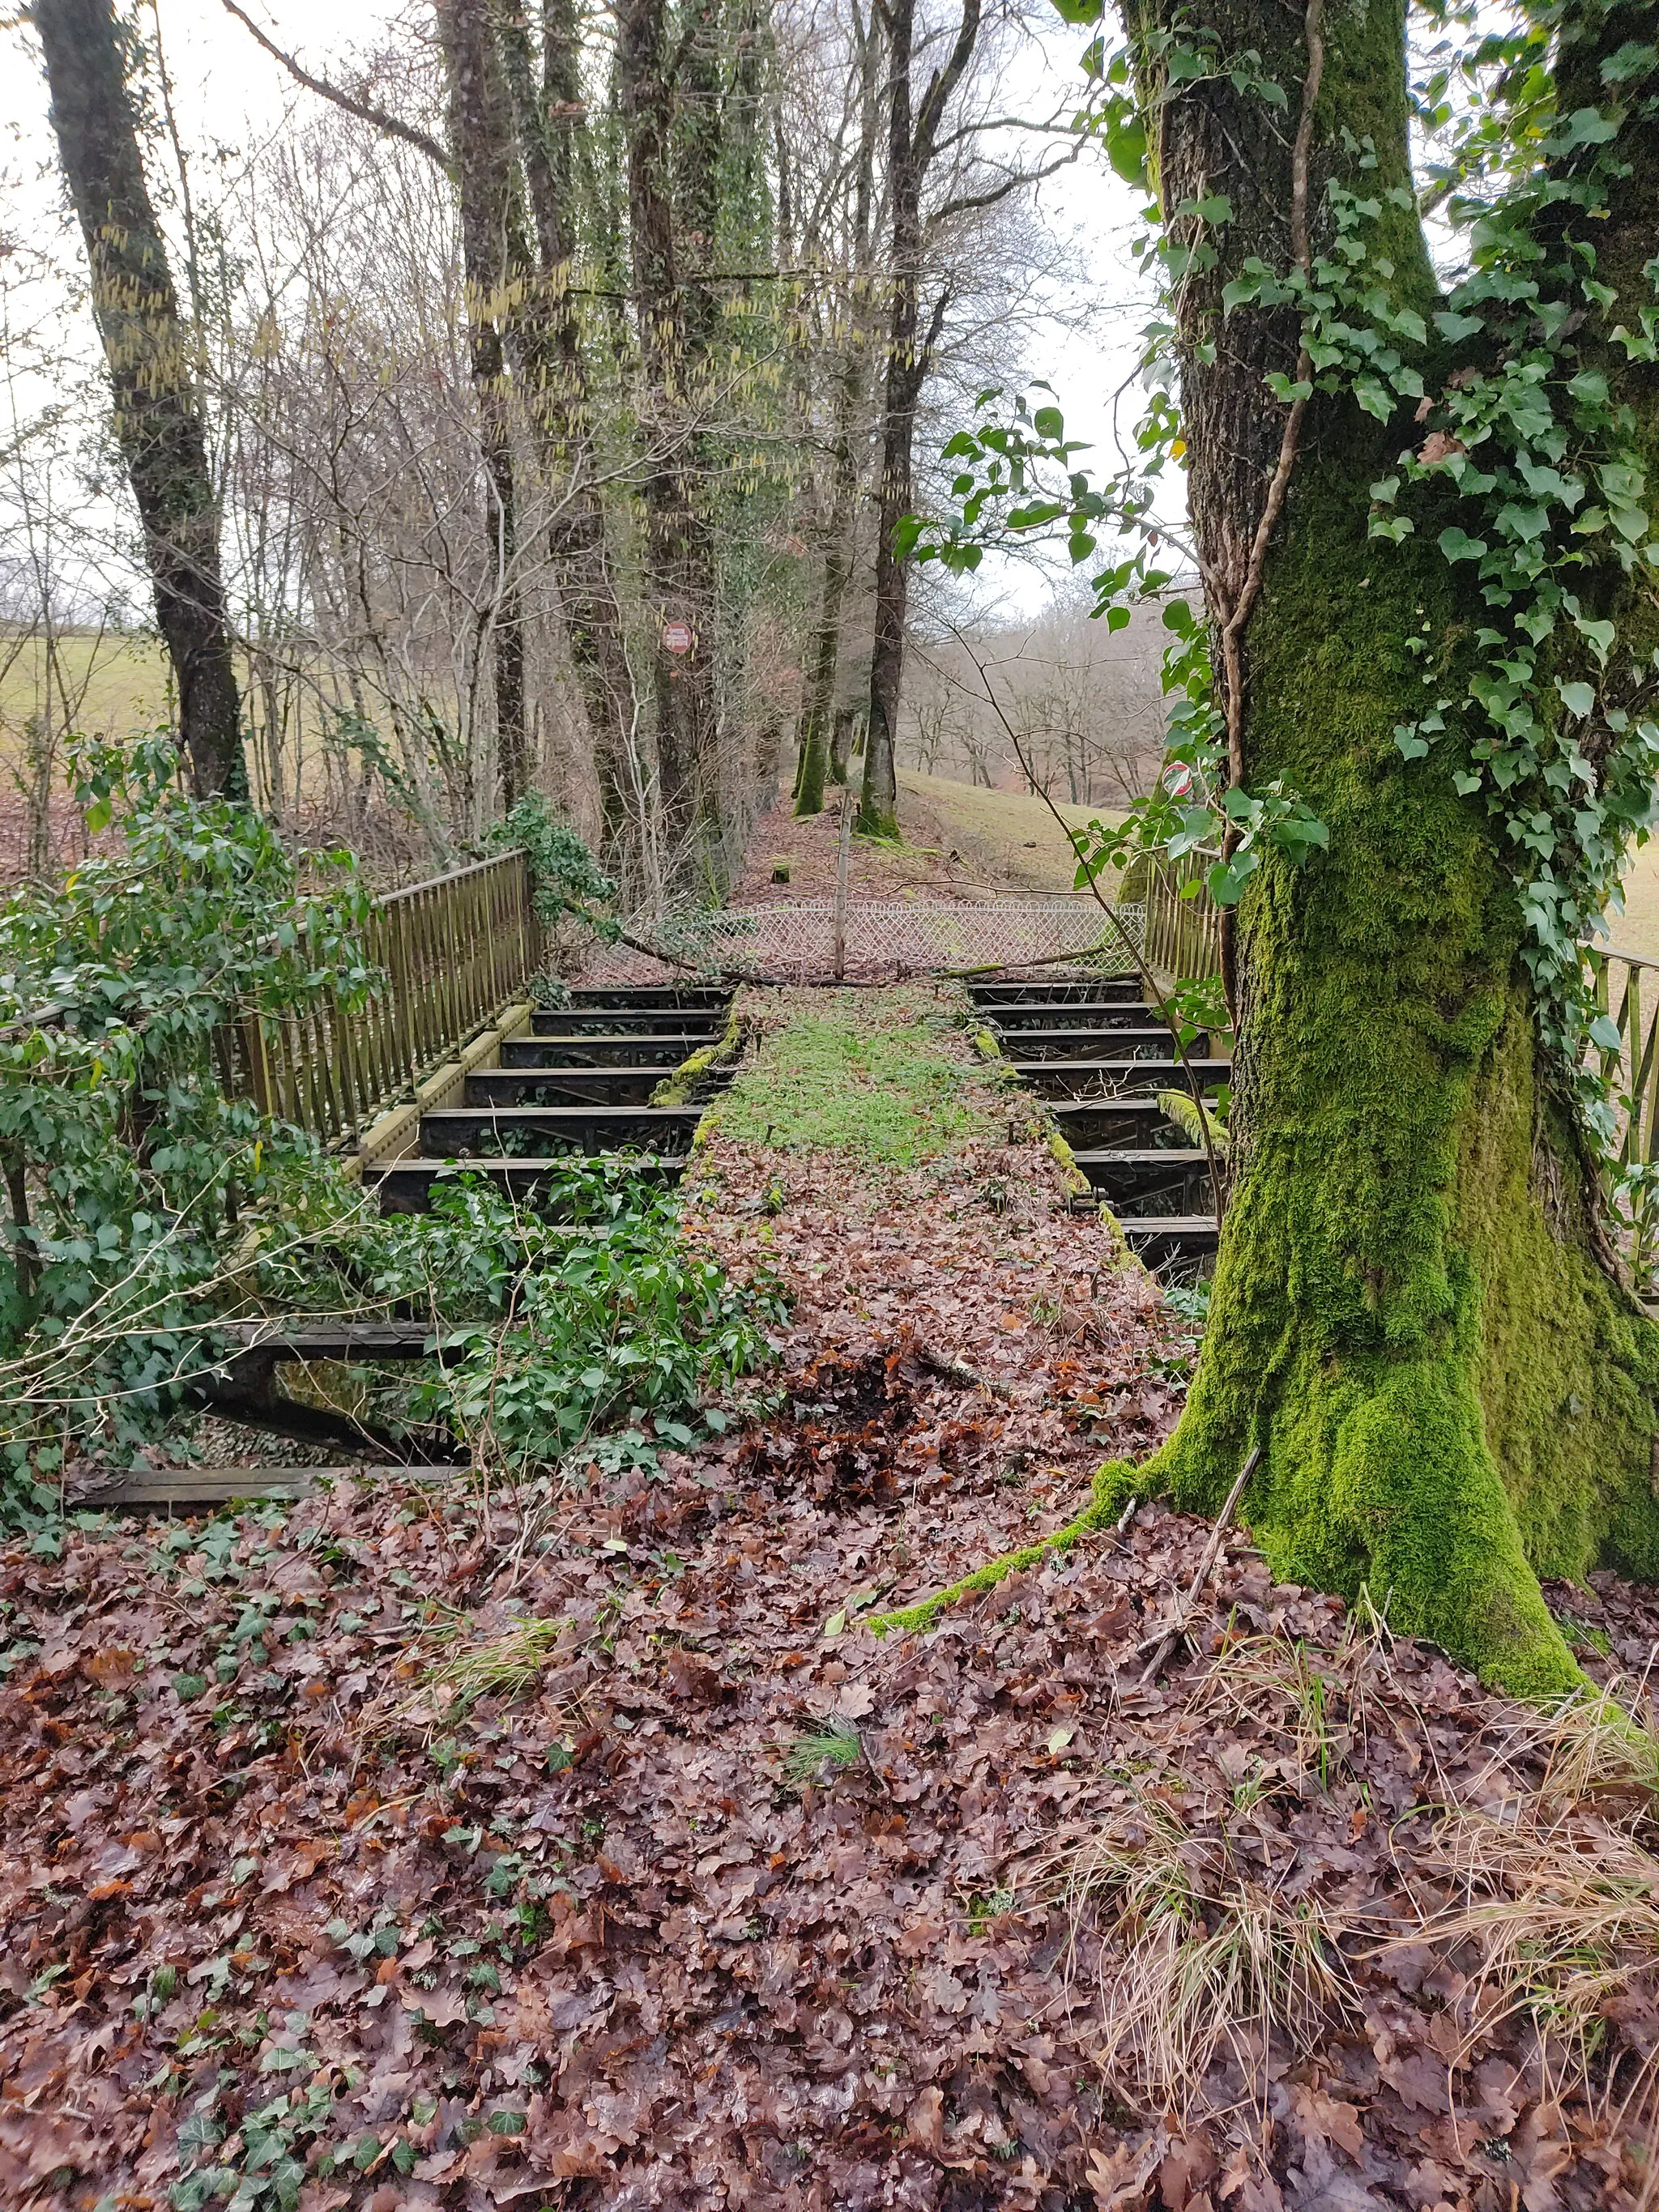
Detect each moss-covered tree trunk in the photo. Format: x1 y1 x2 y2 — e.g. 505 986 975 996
1123 0 1659 1692
36 0 247 802
434 0 531 811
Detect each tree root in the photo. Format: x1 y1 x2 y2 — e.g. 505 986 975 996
867 1460 1149 1638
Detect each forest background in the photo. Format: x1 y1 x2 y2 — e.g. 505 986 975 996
0 0 1188 909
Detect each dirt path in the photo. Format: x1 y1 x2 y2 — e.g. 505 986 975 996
2 991 1657 2207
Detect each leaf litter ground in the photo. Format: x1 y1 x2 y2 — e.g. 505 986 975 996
4 987 1659 2209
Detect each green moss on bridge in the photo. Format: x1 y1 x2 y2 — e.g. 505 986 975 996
700 987 998 1165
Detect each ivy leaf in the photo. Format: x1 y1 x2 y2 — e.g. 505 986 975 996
1495 502 1549 543
1589 1014 1624 1053
1100 109 1148 187
1574 616 1616 664
1601 39 1658 82
1394 728 1431 761
1354 375 1392 420
1556 106 1619 148
1557 680 1597 718
1453 771 1483 796
1437 526 1488 563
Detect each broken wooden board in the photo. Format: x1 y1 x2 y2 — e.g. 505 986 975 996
72 1464 464 1511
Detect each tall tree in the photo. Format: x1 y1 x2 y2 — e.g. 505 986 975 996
1093 0 1659 1691
616 0 724 889
35 0 246 799
857 0 982 837
497 0 639 876
433 0 530 811
794 1 882 819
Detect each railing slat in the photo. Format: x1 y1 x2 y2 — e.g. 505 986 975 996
228 847 541 1151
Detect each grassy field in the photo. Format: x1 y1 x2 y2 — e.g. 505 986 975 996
901 769 1659 960
895 769 1110 890
9 631 1659 953
0 632 173 748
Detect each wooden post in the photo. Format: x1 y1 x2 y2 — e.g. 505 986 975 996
832 788 853 981
1625 964 1643 1166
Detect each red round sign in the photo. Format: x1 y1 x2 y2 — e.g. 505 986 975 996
663 621 693 655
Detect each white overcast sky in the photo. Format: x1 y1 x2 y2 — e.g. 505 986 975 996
1 0 1153 620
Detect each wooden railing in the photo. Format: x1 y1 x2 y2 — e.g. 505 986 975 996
231 849 541 1149
1142 846 1224 983
1585 944 1659 1278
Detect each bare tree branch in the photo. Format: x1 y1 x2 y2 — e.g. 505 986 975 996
932 142 1082 225
216 0 450 171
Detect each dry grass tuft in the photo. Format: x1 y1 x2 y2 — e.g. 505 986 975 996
1529 1678 1659 1809
1031 1788 1356 2116
419 1613 565 1708
1382 1797 1659 2176
1043 1639 1659 2142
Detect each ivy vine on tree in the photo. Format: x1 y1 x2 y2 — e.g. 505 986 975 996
906 0 1659 1146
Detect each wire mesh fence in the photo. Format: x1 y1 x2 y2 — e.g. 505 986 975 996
585 898 1149 985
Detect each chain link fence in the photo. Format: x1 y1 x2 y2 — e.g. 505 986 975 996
582 897 1147 985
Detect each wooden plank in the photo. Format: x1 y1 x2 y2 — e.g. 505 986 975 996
224 1321 473 1361
78 1464 464 1511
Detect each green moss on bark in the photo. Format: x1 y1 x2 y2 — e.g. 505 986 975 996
1119 455 1659 1698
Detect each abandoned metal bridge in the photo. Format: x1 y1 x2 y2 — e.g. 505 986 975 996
94 842 1659 1508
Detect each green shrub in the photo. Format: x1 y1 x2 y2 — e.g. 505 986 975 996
356 1167 783 1469
0 735 372 1509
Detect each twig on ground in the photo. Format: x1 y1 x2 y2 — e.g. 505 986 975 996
916 1340 1013 1400
1137 1446 1260 1684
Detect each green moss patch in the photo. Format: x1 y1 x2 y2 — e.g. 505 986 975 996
702 987 996 1166
1107 444 1659 1701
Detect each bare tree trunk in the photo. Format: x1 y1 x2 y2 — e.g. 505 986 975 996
859 0 980 839
795 6 881 820
497 0 637 875
617 0 723 893
433 0 530 812
36 0 246 799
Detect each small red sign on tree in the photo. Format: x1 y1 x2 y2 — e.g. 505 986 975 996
663 620 693 655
